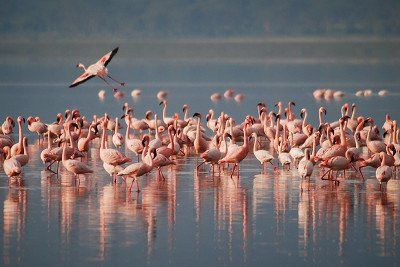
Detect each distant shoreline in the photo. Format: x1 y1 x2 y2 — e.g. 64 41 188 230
1 35 400 44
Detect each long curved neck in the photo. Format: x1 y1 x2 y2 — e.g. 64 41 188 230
18 121 23 146
354 134 360 149
115 118 119 134
318 110 324 125
23 139 28 156
154 116 159 139
351 106 356 119
196 117 201 139
184 109 189 121
312 136 317 159
62 143 67 162
101 123 107 149
381 153 387 166
68 126 75 149
367 128 371 142
47 131 51 150
170 131 175 152
340 122 347 147
125 117 131 140
302 111 307 128
163 104 168 121
243 124 249 148
253 134 258 152
79 64 87 71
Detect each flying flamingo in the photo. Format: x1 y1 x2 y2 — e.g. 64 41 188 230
69 47 125 91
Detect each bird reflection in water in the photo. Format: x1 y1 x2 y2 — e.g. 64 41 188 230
194 170 249 265
3 187 28 266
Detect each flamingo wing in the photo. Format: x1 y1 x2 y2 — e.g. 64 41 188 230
69 71 95 88
97 47 119 67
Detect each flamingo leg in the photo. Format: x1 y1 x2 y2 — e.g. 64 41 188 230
197 161 205 170
107 75 125 86
230 164 237 178
98 76 117 91
136 179 141 192
320 169 331 180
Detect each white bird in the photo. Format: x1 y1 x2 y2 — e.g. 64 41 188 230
252 133 274 173
69 47 124 91
61 141 93 177
298 148 314 191
112 117 124 148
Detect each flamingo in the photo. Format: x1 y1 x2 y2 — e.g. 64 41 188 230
193 113 210 154
219 122 250 178
10 116 25 156
99 116 131 168
117 136 155 192
2 146 22 178
123 114 144 161
77 123 98 153
27 116 47 141
41 130 56 170
69 47 125 91
159 100 175 126
376 152 392 190
1 117 15 135
13 137 29 166
252 132 274 173
298 148 314 191
61 140 93 177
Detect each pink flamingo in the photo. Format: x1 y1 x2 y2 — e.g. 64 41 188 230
69 47 125 91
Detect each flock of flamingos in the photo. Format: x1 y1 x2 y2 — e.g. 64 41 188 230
0 97 398 193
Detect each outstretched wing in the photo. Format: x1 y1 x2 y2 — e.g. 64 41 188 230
97 47 119 67
69 71 95 88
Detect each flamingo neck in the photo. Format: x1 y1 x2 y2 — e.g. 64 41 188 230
125 117 131 140
115 118 119 134
18 121 23 147
62 142 67 162
101 123 107 149
169 130 174 152
351 106 357 119
340 122 347 147
253 134 258 152
47 131 51 150
318 110 324 125
302 111 307 128
23 139 28 156
154 116 159 139
184 109 189 121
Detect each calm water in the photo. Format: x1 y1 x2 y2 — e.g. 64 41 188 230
0 40 400 266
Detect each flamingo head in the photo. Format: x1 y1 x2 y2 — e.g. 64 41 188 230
319 107 327 115
65 109 71 119
182 104 188 112
6 117 15 127
17 116 25 124
257 102 266 108
193 112 201 118
27 116 35 125
76 63 85 69
205 113 211 122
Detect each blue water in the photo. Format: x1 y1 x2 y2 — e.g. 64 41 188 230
0 41 400 266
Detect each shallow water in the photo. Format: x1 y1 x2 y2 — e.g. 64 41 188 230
1 40 400 266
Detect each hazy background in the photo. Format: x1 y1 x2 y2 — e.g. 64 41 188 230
2 0 400 39
0 0 399 87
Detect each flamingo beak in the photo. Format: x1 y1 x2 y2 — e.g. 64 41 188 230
22 117 26 123
159 102 163 106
